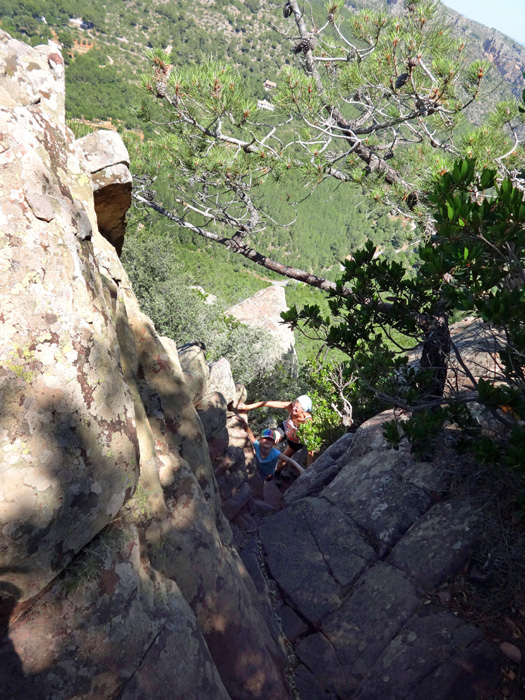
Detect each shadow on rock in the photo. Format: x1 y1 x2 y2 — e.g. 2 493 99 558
0 582 48 700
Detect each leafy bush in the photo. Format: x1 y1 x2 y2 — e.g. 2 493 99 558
286 158 525 507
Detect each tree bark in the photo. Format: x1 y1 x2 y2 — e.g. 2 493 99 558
133 192 354 296
418 303 451 399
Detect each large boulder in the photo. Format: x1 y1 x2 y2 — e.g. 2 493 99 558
1 521 231 700
0 30 139 602
283 432 353 505
407 318 501 396
178 342 208 405
76 130 132 256
259 412 499 699
226 285 296 366
207 357 237 406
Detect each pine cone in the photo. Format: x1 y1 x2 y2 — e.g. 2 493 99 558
406 191 418 209
283 2 292 18
156 81 167 98
293 36 315 55
416 99 428 116
395 72 409 89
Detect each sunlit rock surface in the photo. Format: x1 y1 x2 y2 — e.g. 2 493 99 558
77 130 132 256
226 285 296 367
0 31 138 603
259 412 499 699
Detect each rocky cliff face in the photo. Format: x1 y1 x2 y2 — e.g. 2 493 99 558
0 29 506 700
482 36 525 92
436 3 525 102
0 31 289 700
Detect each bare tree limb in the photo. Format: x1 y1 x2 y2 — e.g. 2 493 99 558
133 191 354 296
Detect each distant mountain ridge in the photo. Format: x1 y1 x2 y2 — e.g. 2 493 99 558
443 4 524 93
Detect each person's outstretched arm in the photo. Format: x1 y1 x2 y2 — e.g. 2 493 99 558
235 417 256 444
276 453 304 475
238 400 291 412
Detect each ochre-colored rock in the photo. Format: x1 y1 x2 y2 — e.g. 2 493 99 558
3 521 231 700
178 342 208 405
226 285 296 366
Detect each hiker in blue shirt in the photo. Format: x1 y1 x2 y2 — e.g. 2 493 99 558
236 418 304 481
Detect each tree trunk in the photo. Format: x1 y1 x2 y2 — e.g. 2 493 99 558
418 304 451 399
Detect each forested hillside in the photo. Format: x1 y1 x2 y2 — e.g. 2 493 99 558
1 0 412 294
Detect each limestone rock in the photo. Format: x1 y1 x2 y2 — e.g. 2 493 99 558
321 450 433 555
0 30 293 700
315 563 421 692
260 498 376 624
223 481 253 520
0 34 138 603
214 445 258 524
482 37 525 90
0 31 66 128
353 610 499 700
388 498 482 590
0 522 231 700
294 664 337 700
226 410 262 497
198 391 229 462
198 391 228 440
279 605 308 643
344 409 401 462
240 537 285 649
407 318 501 396
207 357 237 406
283 432 353 505
294 632 349 696
159 335 184 376
446 318 503 400
129 312 225 527
259 404 497 699
76 129 130 174
0 28 501 700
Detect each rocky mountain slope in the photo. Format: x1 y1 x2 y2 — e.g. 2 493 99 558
440 3 524 92
0 30 288 699
1 29 518 700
